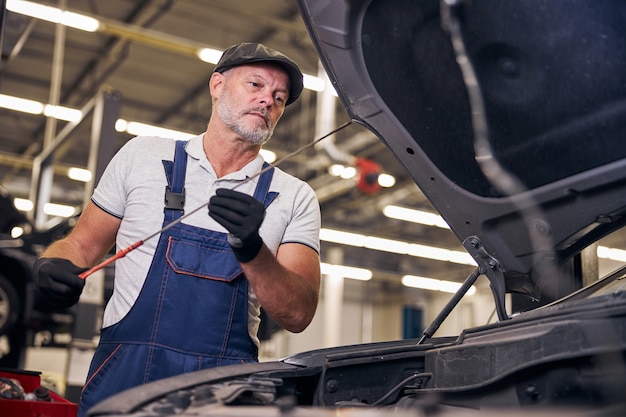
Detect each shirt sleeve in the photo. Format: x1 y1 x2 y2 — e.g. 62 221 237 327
281 181 321 254
91 138 139 218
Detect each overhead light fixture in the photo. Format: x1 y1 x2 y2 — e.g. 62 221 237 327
8 1 336 96
259 149 276 163
67 167 92 183
383 205 450 229
196 47 222 64
116 120 194 141
0 94 44 114
597 246 626 262
328 164 357 179
328 164 395 187
328 164 345 177
14 198 34 212
13 198 76 218
0 94 83 122
321 263 372 281
377 173 396 188
11 226 25 238
7 0 101 32
44 202 77 217
320 228 476 266
43 104 83 122
340 166 357 179
303 74 326 92
1 95 277 164
402 275 477 295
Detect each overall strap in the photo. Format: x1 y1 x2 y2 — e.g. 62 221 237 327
162 140 188 220
255 162 278 207
163 153 278 220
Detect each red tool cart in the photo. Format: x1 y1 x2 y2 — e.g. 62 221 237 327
0 369 78 417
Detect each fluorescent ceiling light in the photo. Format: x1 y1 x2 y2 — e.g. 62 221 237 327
340 167 357 179
14 198 75 218
67 167 92 182
320 228 476 266
121 121 194 141
8 1 337 96
43 104 82 122
328 164 345 177
329 164 356 179
405 243 474 264
196 47 222 64
383 205 450 229
0 94 83 122
597 246 626 262
14 198 33 212
303 74 325 92
7 0 100 32
2 96 229 156
402 275 476 295
378 173 396 188
365 236 410 253
114 119 128 132
321 263 372 281
0 94 44 114
60 10 100 32
7 0 59 20
259 149 276 163
11 227 25 238
44 203 76 217
321 228 366 246
117 119 193 141
329 165 395 186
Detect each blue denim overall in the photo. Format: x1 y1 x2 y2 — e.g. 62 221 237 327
79 141 276 415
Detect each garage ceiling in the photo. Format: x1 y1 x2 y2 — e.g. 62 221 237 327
0 0 477 287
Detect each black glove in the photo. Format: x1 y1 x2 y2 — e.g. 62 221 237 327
32 258 87 308
208 188 266 263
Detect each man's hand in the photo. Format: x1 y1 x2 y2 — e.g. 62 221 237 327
208 188 266 263
32 258 87 308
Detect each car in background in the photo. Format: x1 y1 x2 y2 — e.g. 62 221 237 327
0 187 77 368
86 0 626 416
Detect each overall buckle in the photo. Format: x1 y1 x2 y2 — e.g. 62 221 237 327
164 186 185 213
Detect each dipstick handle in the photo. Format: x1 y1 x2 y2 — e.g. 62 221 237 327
79 240 144 280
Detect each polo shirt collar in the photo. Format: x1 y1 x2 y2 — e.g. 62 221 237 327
185 133 266 181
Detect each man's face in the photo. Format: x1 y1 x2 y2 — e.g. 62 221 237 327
214 62 290 145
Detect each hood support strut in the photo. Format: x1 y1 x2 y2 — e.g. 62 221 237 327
416 236 509 346
417 267 481 345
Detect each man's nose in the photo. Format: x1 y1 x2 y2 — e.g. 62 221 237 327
257 90 274 107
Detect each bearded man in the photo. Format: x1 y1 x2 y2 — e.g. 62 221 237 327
31 43 321 416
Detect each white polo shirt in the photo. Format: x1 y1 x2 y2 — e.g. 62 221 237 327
92 134 321 346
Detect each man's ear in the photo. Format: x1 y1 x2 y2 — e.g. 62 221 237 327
209 72 224 98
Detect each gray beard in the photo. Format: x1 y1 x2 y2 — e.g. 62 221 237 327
217 105 274 145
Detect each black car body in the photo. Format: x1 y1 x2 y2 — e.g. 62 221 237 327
87 1 626 416
0 189 77 367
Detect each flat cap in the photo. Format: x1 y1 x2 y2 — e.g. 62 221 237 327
214 42 304 105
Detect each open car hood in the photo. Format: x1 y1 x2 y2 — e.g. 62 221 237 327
297 0 626 306
84 2 626 415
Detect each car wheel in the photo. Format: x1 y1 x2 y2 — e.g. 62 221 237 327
0 274 21 336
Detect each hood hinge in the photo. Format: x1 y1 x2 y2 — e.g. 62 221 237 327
463 236 509 321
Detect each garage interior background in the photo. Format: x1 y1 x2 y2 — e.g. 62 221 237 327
1 0 625 399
